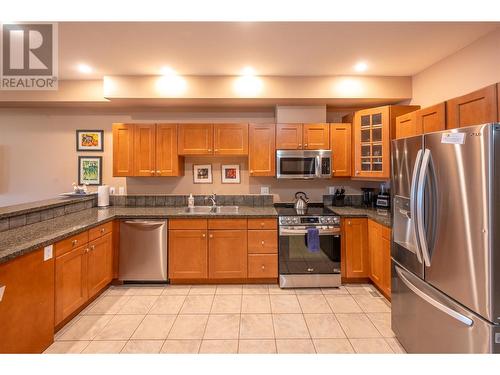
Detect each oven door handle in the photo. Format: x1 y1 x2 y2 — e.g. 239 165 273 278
279 227 340 236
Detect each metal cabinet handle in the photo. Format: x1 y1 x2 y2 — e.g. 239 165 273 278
208 149 212 152
332 170 336 173
214 149 218 152
156 170 161 174
202 233 206 238
209 234 213 238
261 241 265 246
347 221 351 225
355 170 359 175
307 268 314 272
72 240 78 246
85 248 89 253
0 285 5 302
298 143 302 147
90 245 95 250
150 171 154 175
304 143 308 147
250 170 254 173
100 228 105 233
260 222 265 227
261 265 265 270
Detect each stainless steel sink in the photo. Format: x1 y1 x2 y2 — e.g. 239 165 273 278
183 206 213 214
213 206 239 214
182 206 239 214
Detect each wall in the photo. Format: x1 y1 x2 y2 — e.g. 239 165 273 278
411 27 500 107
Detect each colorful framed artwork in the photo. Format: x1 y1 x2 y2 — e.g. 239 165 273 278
76 130 104 151
78 156 102 185
193 164 213 184
221 164 241 184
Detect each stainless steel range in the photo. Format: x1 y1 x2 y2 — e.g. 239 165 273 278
277 205 341 288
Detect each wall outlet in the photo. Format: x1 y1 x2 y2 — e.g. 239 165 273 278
109 186 116 195
328 186 337 195
44 245 53 261
260 186 270 195
118 186 125 195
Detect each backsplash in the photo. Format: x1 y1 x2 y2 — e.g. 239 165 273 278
110 194 274 207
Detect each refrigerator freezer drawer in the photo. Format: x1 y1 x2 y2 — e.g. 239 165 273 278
392 262 500 353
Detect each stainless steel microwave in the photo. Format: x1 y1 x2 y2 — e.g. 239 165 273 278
276 150 332 179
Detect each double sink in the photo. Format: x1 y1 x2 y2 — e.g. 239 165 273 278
180 206 240 214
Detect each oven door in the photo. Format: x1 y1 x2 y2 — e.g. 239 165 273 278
279 226 341 275
276 150 319 179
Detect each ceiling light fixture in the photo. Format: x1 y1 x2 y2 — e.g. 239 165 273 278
160 66 177 76
233 66 263 97
354 61 368 73
156 66 187 96
77 64 93 74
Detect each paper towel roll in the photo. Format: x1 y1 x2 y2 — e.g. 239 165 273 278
98 185 110 207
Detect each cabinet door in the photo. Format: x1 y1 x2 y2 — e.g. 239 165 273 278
446 84 498 129
248 254 278 278
213 123 248 155
249 124 276 176
276 124 303 149
343 218 369 278
55 245 88 326
178 124 213 155
381 226 392 298
330 123 351 177
87 233 113 299
0 249 54 353
208 230 248 279
416 102 446 134
395 111 419 139
368 220 383 287
112 123 135 177
133 124 156 176
156 124 183 176
168 230 208 279
303 123 330 149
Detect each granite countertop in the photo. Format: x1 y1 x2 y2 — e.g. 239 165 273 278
0 206 278 264
327 206 392 228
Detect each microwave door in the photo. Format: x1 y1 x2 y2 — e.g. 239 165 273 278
277 155 316 178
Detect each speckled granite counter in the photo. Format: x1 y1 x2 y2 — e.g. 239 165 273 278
0 206 278 264
0 196 96 219
327 206 392 228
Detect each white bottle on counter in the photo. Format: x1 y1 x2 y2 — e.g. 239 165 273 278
188 193 195 208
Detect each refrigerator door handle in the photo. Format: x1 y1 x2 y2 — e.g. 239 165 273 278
396 266 474 327
410 149 424 264
416 148 432 267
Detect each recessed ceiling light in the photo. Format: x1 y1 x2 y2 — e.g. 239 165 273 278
241 66 256 76
77 64 93 74
354 61 368 73
160 66 177 76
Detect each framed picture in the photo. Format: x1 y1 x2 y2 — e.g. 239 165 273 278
193 164 212 184
221 164 241 184
78 156 102 185
76 130 104 151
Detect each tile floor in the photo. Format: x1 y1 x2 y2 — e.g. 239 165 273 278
45 283 406 354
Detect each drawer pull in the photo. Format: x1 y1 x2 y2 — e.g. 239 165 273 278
90 245 95 250
260 222 265 227
307 268 314 272
100 228 105 233
261 265 265 270
261 241 265 246
0 285 5 302
72 240 78 246
85 248 89 253
202 233 206 238
209 234 213 238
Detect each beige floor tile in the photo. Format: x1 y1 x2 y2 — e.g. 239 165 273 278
270 294 302 313
204 314 240 339
82 340 127 354
84 295 131 315
105 286 130 296
304 314 346 339
44 340 90 354
353 295 391 313
240 314 275 339
54 315 82 340
124 287 165 296
216 285 243 294
189 285 217 295
276 339 316 354
161 339 201 353
321 286 349 295
268 284 295 294
199 340 238 354
336 313 381 338
168 314 208 339
345 285 372 295
273 314 310 339
58 315 113 341
180 295 214 314
313 339 354 353
242 284 269 295
149 295 186 314
238 339 276 354
367 312 394 337
350 338 394 353
162 285 191 295
117 295 159 314
294 288 323 295
385 338 406 353
121 340 163 354
211 295 242 313
131 315 176 339
241 294 271 313
94 315 144 340
325 295 363 313
297 294 332 313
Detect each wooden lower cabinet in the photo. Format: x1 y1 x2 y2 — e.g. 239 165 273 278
367 219 392 299
343 218 369 278
209 230 248 279
248 254 278 278
381 226 392 298
0 248 55 353
87 233 113 299
168 229 208 280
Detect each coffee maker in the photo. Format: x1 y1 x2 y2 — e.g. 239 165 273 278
361 188 375 208
375 184 390 209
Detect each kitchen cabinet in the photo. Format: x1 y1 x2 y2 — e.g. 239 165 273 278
247 218 278 279
248 254 278 278
209 229 248 279
330 123 351 177
168 229 208 280
0 248 54 354
213 123 248 155
178 123 248 155
112 123 135 177
87 233 113 299
416 102 446 134
178 124 213 154
276 124 302 149
133 124 156 176
249 123 276 176
156 124 183 176
276 123 329 150
343 218 369 278
381 225 392 298
395 111 419 139
446 84 498 129
303 123 330 149
367 219 391 299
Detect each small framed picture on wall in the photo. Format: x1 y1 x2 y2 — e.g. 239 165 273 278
221 164 241 184
76 130 104 151
193 164 213 184
78 156 102 185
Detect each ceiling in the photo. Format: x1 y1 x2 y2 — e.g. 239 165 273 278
58 22 499 79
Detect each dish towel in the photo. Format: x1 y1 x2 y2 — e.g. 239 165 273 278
306 227 320 252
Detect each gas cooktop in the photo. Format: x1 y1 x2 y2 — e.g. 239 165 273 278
274 203 337 216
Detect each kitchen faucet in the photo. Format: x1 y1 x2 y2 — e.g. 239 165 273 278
208 193 217 207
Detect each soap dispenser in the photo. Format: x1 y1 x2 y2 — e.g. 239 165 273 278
188 193 195 208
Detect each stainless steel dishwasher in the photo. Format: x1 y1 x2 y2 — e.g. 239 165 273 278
119 220 168 281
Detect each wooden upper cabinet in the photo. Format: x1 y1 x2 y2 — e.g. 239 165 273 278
446 84 498 129
249 123 276 176
208 230 248 279
156 124 183 176
343 218 369 278
178 124 214 155
168 229 208 280
213 123 248 155
395 111 419 139
303 123 330 149
133 124 156 176
112 123 135 177
276 124 303 149
87 233 113 299
330 123 351 177
416 102 446 134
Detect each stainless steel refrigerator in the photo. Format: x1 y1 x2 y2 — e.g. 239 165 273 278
391 123 500 353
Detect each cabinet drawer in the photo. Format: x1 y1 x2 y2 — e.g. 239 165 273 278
248 254 278 278
208 219 247 230
248 230 277 254
169 219 207 230
88 222 113 241
55 231 89 257
247 218 277 230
